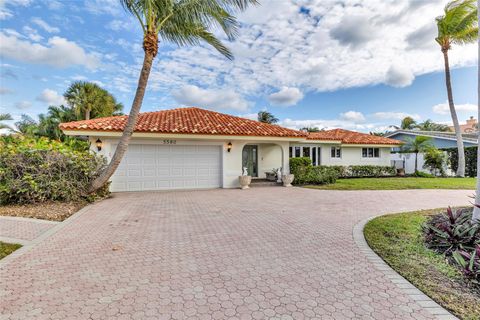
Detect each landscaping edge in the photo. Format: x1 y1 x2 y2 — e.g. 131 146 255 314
0 202 94 268
352 216 459 320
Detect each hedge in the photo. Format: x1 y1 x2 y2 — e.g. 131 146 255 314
0 136 108 204
289 157 396 185
446 146 477 177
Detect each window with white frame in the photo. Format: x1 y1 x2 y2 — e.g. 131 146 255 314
289 146 321 166
331 146 341 158
362 147 380 158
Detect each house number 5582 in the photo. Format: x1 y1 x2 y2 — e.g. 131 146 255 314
163 139 176 144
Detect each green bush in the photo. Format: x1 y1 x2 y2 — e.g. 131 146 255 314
423 148 447 176
446 146 477 177
0 136 108 204
289 157 312 173
327 165 396 178
289 157 338 185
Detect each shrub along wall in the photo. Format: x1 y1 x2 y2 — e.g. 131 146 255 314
289 157 396 185
0 136 108 204
446 146 477 177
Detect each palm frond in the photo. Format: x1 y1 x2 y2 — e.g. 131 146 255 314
436 0 478 46
0 113 13 121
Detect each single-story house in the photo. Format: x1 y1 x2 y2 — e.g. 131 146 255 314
60 107 401 192
385 129 478 150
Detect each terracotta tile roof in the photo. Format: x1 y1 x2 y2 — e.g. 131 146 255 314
59 107 308 138
307 129 402 145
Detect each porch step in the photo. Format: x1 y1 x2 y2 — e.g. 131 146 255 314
250 179 282 187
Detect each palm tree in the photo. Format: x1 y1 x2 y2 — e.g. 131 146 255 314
257 111 279 124
64 81 123 120
400 116 417 130
15 115 39 136
416 119 450 132
473 0 480 223
0 113 13 131
89 0 256 192
38 105 77 140
436 0 478 177
301 127 320 132
402 136 434 173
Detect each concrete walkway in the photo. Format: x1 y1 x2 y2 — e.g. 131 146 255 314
0 216 58 246
0 188 471 320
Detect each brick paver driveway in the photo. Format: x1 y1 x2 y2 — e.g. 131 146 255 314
0 188 471 320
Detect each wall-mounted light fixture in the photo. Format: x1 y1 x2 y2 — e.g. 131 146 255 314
227 142 232 152
95 138 103 151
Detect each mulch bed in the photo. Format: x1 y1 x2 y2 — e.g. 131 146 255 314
0 201 88 222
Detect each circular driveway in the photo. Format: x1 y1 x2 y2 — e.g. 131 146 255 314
0 187 470 320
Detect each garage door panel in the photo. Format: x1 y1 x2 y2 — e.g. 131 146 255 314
110 144 221 192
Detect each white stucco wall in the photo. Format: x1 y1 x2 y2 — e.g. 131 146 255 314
89 136 290 189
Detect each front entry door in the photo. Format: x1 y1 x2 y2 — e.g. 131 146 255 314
242 145 258 177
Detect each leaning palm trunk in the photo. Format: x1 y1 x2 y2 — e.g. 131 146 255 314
473 0 480 223
89 39 155 192
442 49 465 177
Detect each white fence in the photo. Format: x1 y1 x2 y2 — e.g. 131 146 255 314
390 152 453 176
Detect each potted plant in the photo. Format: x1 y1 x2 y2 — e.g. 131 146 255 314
239 167 252 189
282 173 294 187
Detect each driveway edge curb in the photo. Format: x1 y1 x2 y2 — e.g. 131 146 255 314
352 216 459 320
0 203 93 268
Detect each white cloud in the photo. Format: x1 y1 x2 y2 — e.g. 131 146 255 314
172 85 250 112
373 112 421 120
14 101 32 110
268 87 304 106
432 102 477 115
31 17 59 33
0 0 31 20
85 0 122 16
0 32 101 69
237 112 258 121
330 15 377 47
22 26 42 41
281 118 377 132
385 65 414 88
36 89 66 105
339 111 365 122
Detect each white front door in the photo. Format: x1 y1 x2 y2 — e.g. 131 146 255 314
110 144 222 192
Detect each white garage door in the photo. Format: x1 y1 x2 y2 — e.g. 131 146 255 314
110 144 222 192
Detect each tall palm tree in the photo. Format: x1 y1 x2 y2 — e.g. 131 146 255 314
15 114 39 136
416 119 450 132
89 0 256 192
400 116 417 130
473 0 479 223
436 0 478 177
301 126 320 132
402 136 434 173
38 105 77 140
257 111 279 124
0 113 13 131
64 81 123 120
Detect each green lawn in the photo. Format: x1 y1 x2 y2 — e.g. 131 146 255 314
0 241 21 260
364 209 479 320
306 177 476 190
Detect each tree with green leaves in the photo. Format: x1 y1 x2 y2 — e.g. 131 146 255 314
423 148 447 176
436 0 478 177
400 116 417 130
38 105 77 140
15 115 39 136
257 111 279 124
301 127 320 132
64 81 123 120
416 119 451 132
402 136 434 173
89 0 257 192
0 113 13 131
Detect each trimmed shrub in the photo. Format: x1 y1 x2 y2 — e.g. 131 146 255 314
289 157 338 185
423 148 447 176
327 165 396 178
289 157 312 173
446 146 477 177
0 136 108 204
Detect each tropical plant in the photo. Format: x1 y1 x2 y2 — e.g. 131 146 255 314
301 126 320 132
402 136 434 172
89 0 256 192
37 105 77 141
416 119 451 132
15 114 39 136
452 245 480 283
423 147 447 176
257 111 279 124
64 81 123 120
436 0 478 177
423 207 480 255
0 113 13 131
400 116 417 130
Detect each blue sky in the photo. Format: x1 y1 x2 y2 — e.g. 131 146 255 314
0 0 477 132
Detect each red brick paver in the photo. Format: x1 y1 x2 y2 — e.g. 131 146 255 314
0 216 57 242
0 188 470 320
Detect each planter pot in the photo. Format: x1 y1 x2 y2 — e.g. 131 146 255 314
239 175 252 189
396 168 405 177
282 174 294 187
265 172 276 181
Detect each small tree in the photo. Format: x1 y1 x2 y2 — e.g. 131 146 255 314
402 136 434 173
0 113 13 131
400 116 417 129
423 148 447 176
257 111 279 124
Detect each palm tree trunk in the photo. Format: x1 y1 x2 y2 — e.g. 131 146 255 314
89 52 154 192
85 109 91 120
415 152 418 172
442 49 465 177
473 2 480 223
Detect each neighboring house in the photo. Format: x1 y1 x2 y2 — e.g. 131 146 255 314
385 130 478 150
60 107 401 192
449 116 478 133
